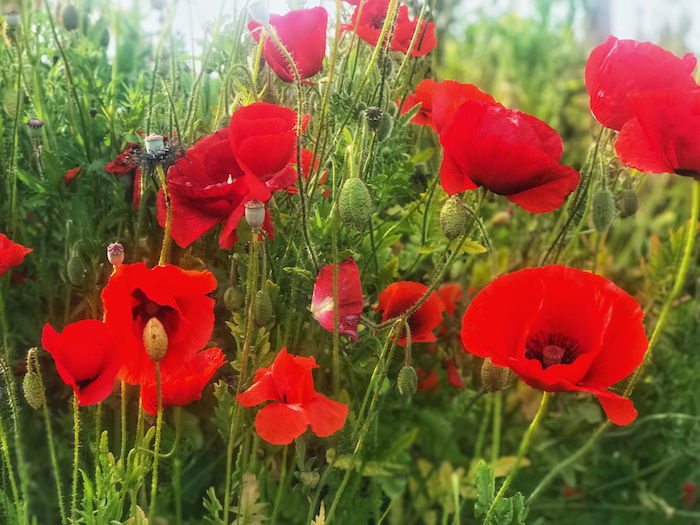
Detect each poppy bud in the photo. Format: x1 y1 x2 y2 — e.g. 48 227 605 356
440 195 469 240
145 133 165 155
61 4 79 31
480 358 510 393
5 12 20 28
299 471 319 488
66 256 87 286
619 189 638 218
224 286 244 311
244 200 266 231
89 107 97 118
22 372 44 410
26 119 43 139
397 365 418 398
254 290 275 327
338 178 372 231
364 107 382 130
592 186 616 232
99 28 110 48
376 112 394 142
143 317 168 362
414 163 428 177
107 242 124 267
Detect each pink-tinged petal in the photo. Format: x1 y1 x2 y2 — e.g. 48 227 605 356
255 403 309 445
311 258 364 341
236 370 280 407
304 393 348 438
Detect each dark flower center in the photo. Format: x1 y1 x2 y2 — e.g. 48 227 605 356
75 376 98 390
131 288 178 340
525 332 581 369
675 169 700 180
371 15 386 29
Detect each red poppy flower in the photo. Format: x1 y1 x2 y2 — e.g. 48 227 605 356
42 320 121 405
286 149 330 197
376 281 445 345
614 88 700 179
63 167 83 185
228 103 307 202
237 347 348 445
439 101 580 213
101 263 216 385
0 234 31 277
344 0 436 57
105 143 142 208
311 258 364 341
437 283 463 317
140 347 226 415
446 358 464 389
585 36 697 131
461 265 648 425
416 368 440 394
248 7 327 83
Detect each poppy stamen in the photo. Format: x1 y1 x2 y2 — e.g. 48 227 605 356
525 332 581 369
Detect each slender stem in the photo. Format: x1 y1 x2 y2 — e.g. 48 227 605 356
173 407 183 525
0 356 27 513
484 392 550 524
149 362 164 521
491 392 502 464
71 395 80 525
120 381 127 462
331 167 341 395
0 409 21 521
156 164 172 266
95 402 102 478
270 445 289 524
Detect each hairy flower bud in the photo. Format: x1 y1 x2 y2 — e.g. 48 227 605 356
66 256 87 286
364 107 382 130
397 365 418 398
254 290 275 327
245 200 266 231
22 372 44 410
61 4 79 31
224 286 244 311
99 28 110 48
338 178 372 231
376 112 394 142
440 196 469 240
143 317 168 362
107 243 124 267
480 358 511 393
618 189 638 218
592 186 616 232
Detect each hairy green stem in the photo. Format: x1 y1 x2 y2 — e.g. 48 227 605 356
156 164 172 266
149 362 164 521
71 396 80 525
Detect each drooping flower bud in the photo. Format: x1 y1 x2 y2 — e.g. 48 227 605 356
376 112 394 142
61 4 79 31
107 243 124 267
223 286 244 311
397 365 418 398
244 200 266 231
440 195 469 240
23 372 44 409
27 119 43 139
480 358 511 393
618 189 638 218
254 290 275 327
66 256 87 286
143 317 168 362
592 186 616 232
145 134 165 155
364 107 382 131
339 178 372 231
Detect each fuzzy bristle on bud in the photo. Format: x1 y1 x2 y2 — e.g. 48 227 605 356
143 318 168 362
592 186 616 232
224 286 244 311
61 4 79 31
107 243 124 267
618 189 638 219
254 290 275 327
23 373 44 410
397 365 418 398
376 112 394 142
244 200 266 231
480 358 511 393
440 196 469 240
66 256 87 286
338 178 372 231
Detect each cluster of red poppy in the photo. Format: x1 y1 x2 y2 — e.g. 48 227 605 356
586 36 699 178
0 234 31 277
401 79 581 213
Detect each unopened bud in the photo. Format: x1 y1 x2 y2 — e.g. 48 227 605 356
480 358 511 393
61 4 79 31
338 178 372 231
397 365 418 398
66 256 87 286
107 243 124 267
145 134 165 155
143 317 168 362
23 373 44 409
364 107 382 131
618 189 638 218
440 196 469 240
592 187 616 232
5 12 20 28
89 107 97 118
245 200 266 230
254 290 275 327
27 119 43 139
224 286 244 311
99 28 110 48
376 112 393 142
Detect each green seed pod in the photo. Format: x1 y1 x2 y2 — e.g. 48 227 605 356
439 196 469 240
480 358 510 393
338 178 372 231
223 286 244 311
61 4 79 31
592 187 616 232
618 188 638 218
66 256 87 286
254 290 275 327
23 373 44 410
364 107 382 131
376 112 394 142
397 365 418 398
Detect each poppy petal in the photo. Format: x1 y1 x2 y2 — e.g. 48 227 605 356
254 403 309 445
305 393 348 438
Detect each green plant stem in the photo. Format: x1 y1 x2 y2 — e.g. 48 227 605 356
0 356 28 513
0 409 21 522
156 164 172 266
145 6 176 134
120 381 127 462
149 362 164 522
270 445 289 524
95 402 102 478
172 407 183 525
484 392 550 524
71 395 80 525
491 392 502 464
331 167 341 395
222 234 259 525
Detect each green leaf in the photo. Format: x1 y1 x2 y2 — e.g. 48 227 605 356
461 239 488 254
474 460 494 517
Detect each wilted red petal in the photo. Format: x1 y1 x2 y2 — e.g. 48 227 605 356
0 234 31 277
311 258 364 341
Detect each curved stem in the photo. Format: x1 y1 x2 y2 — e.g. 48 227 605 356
149 362 164 521
156 164 172 266
71 396 80 525
484 392 550 524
